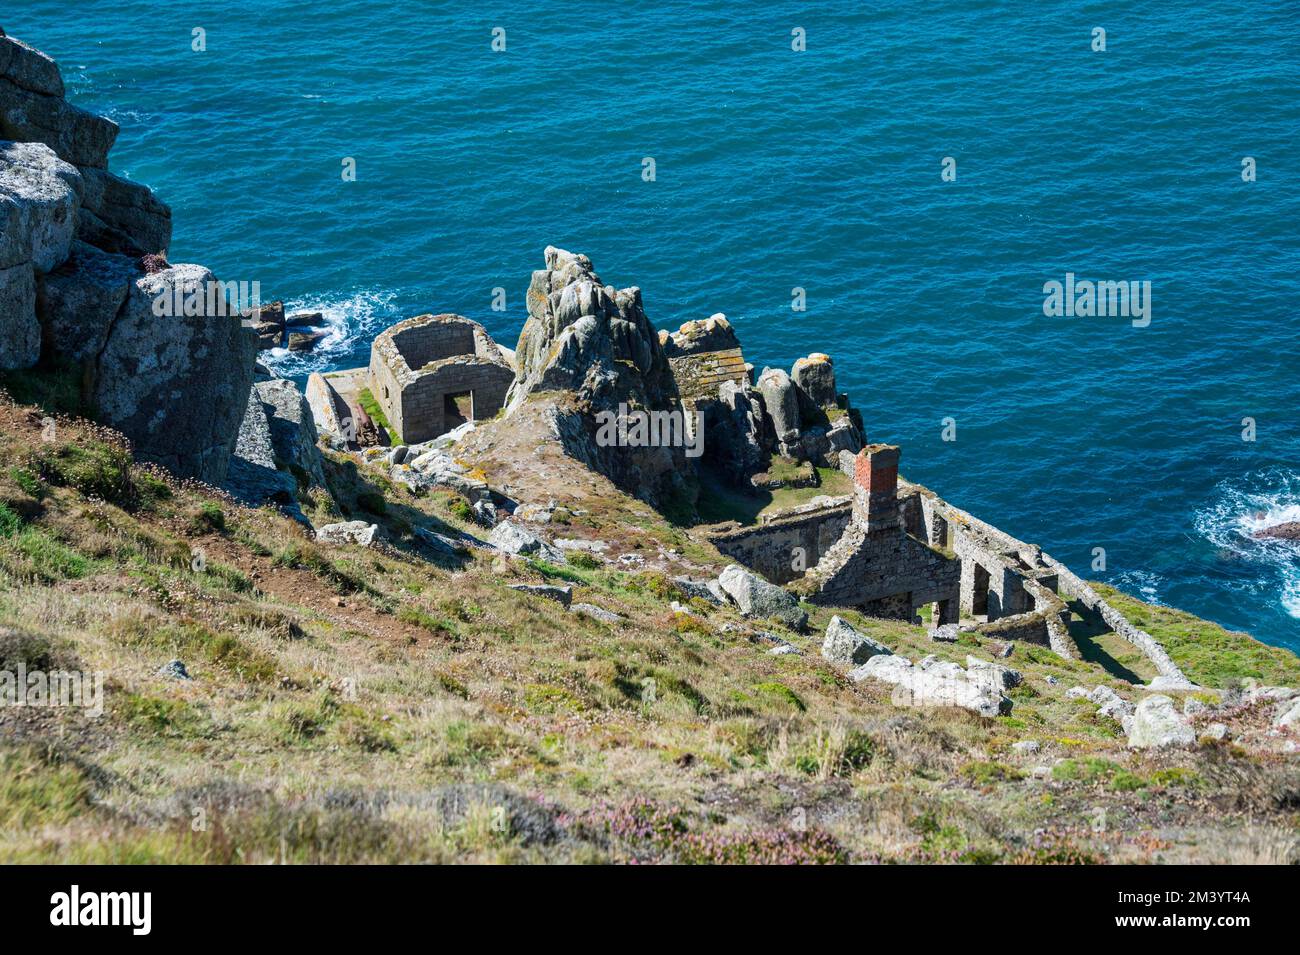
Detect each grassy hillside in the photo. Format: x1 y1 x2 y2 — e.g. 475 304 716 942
0 396 1297 864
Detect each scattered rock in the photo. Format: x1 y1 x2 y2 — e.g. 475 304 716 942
1011 740 1040 755
672 576 725 606
571 603 623 624
316 521 382 548
1201 722 1229 742
287 329 326 352
285 310 325 328
769 643 801 656
157 659 190 681
1127 694 1196 749
716 563 807 630
821 614 890 666
1274 698 1300 731
509 584 572 608
928 623 959 643
965 655 1023 692
487 520 565 563
472 499 497 527
850 654 1010 718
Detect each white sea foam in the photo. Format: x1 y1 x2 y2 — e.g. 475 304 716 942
1110 569 1165 605
261 288 398 377
1194 468 1300 620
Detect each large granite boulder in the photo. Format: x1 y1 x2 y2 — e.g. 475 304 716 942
702 379 767 483
757 366 800 450
822 615 891 665
77 166 171 255
0 140 79 272
38 239 137 361
256 377 327 488
502 246 693 511
0 139 82 369
92 264 257 484
224 383 298 509
1127 694 1195 749
488 520 566 563
850 654 1010 718
792 353 837 410
717 564 808 630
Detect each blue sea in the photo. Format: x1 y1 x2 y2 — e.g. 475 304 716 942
11 2 1300 652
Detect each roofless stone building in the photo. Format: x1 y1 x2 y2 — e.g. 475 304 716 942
368 314 515 445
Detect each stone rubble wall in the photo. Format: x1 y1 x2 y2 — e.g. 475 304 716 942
709 499 851 585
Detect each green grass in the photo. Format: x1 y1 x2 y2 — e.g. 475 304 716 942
357 387 400 445
1096 583 1300 687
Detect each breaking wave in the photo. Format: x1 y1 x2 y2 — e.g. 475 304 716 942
1194 468 1300 620
260 288 400 378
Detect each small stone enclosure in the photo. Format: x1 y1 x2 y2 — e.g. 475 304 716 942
369 314 514 444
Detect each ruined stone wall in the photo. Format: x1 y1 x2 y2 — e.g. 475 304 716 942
397 357 514 445
390 319 476 370
709 500 851 585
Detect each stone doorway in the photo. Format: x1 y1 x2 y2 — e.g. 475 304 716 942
443 391 473 428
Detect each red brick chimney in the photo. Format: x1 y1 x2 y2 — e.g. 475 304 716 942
852 444 900 533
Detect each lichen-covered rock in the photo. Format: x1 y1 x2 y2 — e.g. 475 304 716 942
850 653 1009 718
717 563 807 630
0 35 65 97
0 75 118 169
1274 697 1300 731
0 140 80 272
792 353 837 409
821 614 891 665
256 377 326 489
509 584 573 607
1127 694 1196 749
92 263 257 484
77 167 171 255
965 656 1023 693
503 246 692 510
572 603 624 624
316 521 382 548
757 367 800 447
488 520 565 563
0 257 36 369
38 239 137 362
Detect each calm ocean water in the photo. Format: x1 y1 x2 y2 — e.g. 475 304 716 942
11 2 1300 651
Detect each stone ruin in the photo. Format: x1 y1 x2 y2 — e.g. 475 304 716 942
710 442 1194 688
368 314 514 445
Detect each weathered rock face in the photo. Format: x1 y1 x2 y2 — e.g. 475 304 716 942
503 246 693 511
0 46 118 169
77 166 171 256
38 239 136 362
316 521 382 548
821 614 891 665
0 139 81 368
792 353 837 415
93 264 257 484
0 140 79 271
256 378 327 489
1127 694 1195 749
509 246 677 411
849 653 1010 718
757 367 800 448
717 563 808 630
